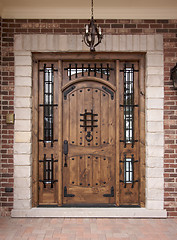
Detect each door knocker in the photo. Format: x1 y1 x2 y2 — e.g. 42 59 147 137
85 131 93 142
80 109 98 142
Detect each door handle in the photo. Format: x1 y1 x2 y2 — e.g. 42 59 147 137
63 140 68 167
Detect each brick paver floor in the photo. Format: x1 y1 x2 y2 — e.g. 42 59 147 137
0 217 177 240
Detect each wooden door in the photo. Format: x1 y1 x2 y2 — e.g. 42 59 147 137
62 80 116 206
32 54 145 208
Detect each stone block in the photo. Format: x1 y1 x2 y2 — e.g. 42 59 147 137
146 145 164 157
146 74 164 87
146 178 164 189
15 77 32 87
14 154 31 166
67 35 77 51
146 87 164 98
146 54 163 67
146 157 163 168
139 35 147 51
15 108 32 120
15 120 31 131
14 35 23 51
126 35 133 51
112 35 120 51
15 51 31 56
14 165 31 178
155 35 163 51
15 86 31 97
14 132 32 143
99 37 106 51
59 35 68 51
146 35 155 51
76 35 82 51
105 35 113 51
13 199 31 210
147 121 163 132
38 35 47 51
146 109 163 122
31 34 38 51
15 55 32 66
15 66 32 77
15 98 32 108
146 188 164 201
47 35 55 51
146 132 164 146
146 200 164 210
23 35 32 50
133 35 140 51
146 98 163 109
146 66 164 75
120 35 126 51
146 167 164 178
14 143 32 155
14 187 31 200
14 178 31 188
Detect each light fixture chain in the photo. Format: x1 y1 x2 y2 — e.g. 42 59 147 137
91 0 94 18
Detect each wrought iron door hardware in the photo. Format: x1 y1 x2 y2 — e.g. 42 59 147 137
103 186 114 197
80 109 98 132
39 139 58 148
120 64 139 73
39 104 58 107
119 139 138 149
64 63 114 81
64 86 76 100
102 86 114 100
39 63 57 147
63 140 68 167
120 154 138 188
85 131 93 142
39 154 58 188
39 63 58 72
120 104 138 107
119 64 139 148
64 186 75 197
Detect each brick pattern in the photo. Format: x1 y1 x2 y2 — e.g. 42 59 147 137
0 19 177 217
1 217 177 239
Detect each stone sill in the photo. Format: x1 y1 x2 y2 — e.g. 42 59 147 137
11 208 167 218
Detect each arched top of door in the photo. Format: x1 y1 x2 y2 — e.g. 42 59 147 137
61 77 116 92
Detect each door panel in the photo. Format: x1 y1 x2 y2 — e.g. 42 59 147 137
32 55 145 208
62 81 116 205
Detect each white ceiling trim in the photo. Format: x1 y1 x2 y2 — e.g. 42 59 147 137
1 7 177 19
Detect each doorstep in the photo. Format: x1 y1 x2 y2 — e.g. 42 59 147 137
11 208 167 218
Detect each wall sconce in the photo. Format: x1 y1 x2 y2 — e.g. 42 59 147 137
171 63 177 89
83 0 103 51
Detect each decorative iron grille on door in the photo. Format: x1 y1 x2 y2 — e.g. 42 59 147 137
37 62 59 205
119 62 140 206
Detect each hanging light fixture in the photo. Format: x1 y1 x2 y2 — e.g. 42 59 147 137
83 0 103 52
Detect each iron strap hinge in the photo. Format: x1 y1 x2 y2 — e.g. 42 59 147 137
64 186 75 197
103 186 114 197
64 86 76 100
102 86 114 100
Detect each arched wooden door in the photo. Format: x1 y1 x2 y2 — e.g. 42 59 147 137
62 80 116 206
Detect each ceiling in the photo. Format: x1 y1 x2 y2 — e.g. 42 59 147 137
0 0 177 19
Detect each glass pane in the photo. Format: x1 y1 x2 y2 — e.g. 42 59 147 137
125 158 133 183
124 67 134 143
44 67 54 142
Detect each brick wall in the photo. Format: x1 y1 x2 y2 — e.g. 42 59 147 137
0 19 177 217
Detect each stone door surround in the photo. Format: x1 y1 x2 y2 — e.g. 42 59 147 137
12 34 167 217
